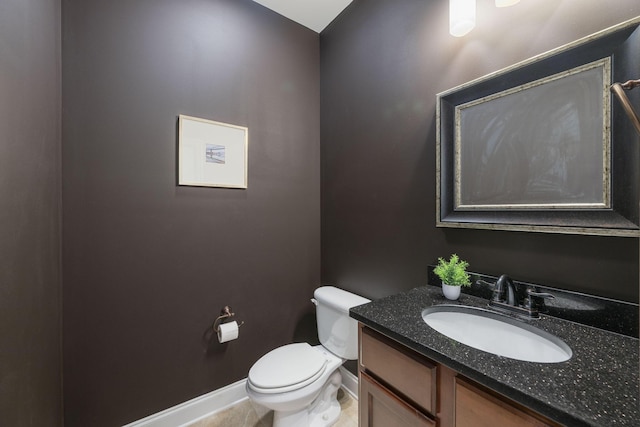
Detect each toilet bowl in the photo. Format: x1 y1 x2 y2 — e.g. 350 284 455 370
246 286 369 427
247 344 343 426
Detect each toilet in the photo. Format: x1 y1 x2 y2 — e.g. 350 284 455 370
246 286 370 427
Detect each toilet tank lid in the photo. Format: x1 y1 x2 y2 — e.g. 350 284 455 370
314 286 370 314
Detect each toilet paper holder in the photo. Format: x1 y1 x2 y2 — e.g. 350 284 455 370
213 306 244 333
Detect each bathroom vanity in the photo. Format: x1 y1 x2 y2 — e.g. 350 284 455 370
350 285 639 427
359 325 560 426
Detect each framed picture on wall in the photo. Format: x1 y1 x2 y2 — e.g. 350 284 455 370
178 115 248 189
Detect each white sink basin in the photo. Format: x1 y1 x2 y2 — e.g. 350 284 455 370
421 305 572 363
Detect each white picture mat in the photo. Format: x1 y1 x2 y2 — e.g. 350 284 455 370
178 115 248 188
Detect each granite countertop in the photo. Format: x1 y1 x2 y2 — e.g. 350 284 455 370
350 285 639 427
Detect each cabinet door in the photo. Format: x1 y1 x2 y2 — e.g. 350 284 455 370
360 326 437 414
454 378 557 427
360 372 436 427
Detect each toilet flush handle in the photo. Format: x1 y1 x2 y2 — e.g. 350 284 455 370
310 298 318 306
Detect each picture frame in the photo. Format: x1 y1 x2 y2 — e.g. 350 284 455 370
178 115 248 189
436 18 640 237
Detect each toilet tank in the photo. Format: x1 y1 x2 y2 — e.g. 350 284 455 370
313 286 370 360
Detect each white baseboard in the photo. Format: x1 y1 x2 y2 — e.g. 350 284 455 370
122 379 248 427
123 368 359 427
339 366 358 399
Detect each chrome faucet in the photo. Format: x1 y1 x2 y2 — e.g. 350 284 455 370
482 274 554 319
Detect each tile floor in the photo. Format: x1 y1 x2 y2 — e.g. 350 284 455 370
186 388 358 427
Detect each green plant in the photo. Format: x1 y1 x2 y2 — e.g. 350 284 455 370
433 254 471 287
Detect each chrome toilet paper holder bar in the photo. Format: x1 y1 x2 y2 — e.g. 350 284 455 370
213 306 244 332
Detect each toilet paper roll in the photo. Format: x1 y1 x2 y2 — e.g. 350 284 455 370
217 321 239 343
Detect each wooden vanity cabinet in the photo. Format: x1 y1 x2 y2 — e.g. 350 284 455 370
359 326 437 426
359 372 435 427
453 377 555 427
358 325 560 427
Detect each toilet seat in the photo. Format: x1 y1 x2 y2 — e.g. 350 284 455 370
248 343 327 394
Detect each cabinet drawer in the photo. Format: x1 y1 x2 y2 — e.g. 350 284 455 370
360 371 436 427
360 327 437 414
454 377 558 427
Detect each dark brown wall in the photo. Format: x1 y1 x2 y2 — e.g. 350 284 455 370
321 0 640 303
62 0 319 425
0 0 62 425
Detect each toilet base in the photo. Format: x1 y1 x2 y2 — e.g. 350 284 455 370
271 369 342 427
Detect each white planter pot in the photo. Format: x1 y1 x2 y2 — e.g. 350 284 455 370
442 283 461 300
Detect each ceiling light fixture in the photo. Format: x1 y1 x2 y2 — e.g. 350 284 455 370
449 0 476 37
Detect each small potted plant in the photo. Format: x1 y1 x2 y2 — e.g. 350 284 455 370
433 254 471 300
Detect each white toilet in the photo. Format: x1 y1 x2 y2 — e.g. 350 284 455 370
246 286 370 427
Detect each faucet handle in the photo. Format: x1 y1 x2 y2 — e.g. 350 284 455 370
476 278 505 303
476 276 515 304
523 286 554 313
475 279 506 304
525 287 555 299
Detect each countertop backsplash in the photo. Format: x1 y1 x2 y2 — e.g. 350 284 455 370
427 266 639 338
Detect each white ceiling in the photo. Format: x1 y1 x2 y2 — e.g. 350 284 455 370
252 0 353 33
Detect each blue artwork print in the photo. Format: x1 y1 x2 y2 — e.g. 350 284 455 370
206 144 226 164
